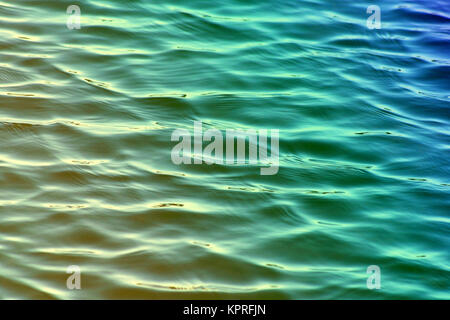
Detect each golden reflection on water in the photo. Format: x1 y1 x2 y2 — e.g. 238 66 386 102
0 0 449 300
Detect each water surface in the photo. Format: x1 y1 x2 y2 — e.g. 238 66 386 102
0 0 449 299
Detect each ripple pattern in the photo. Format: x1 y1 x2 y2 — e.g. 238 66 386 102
0 0 449 299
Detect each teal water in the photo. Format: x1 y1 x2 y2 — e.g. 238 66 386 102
0 0 449 299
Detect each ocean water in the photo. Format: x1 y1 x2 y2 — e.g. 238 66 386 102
0 0 449 299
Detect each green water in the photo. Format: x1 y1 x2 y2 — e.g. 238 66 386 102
0 0 449 299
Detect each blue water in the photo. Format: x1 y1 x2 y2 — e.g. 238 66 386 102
0 0 448 299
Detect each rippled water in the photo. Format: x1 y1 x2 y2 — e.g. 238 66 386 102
0 0 449 299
